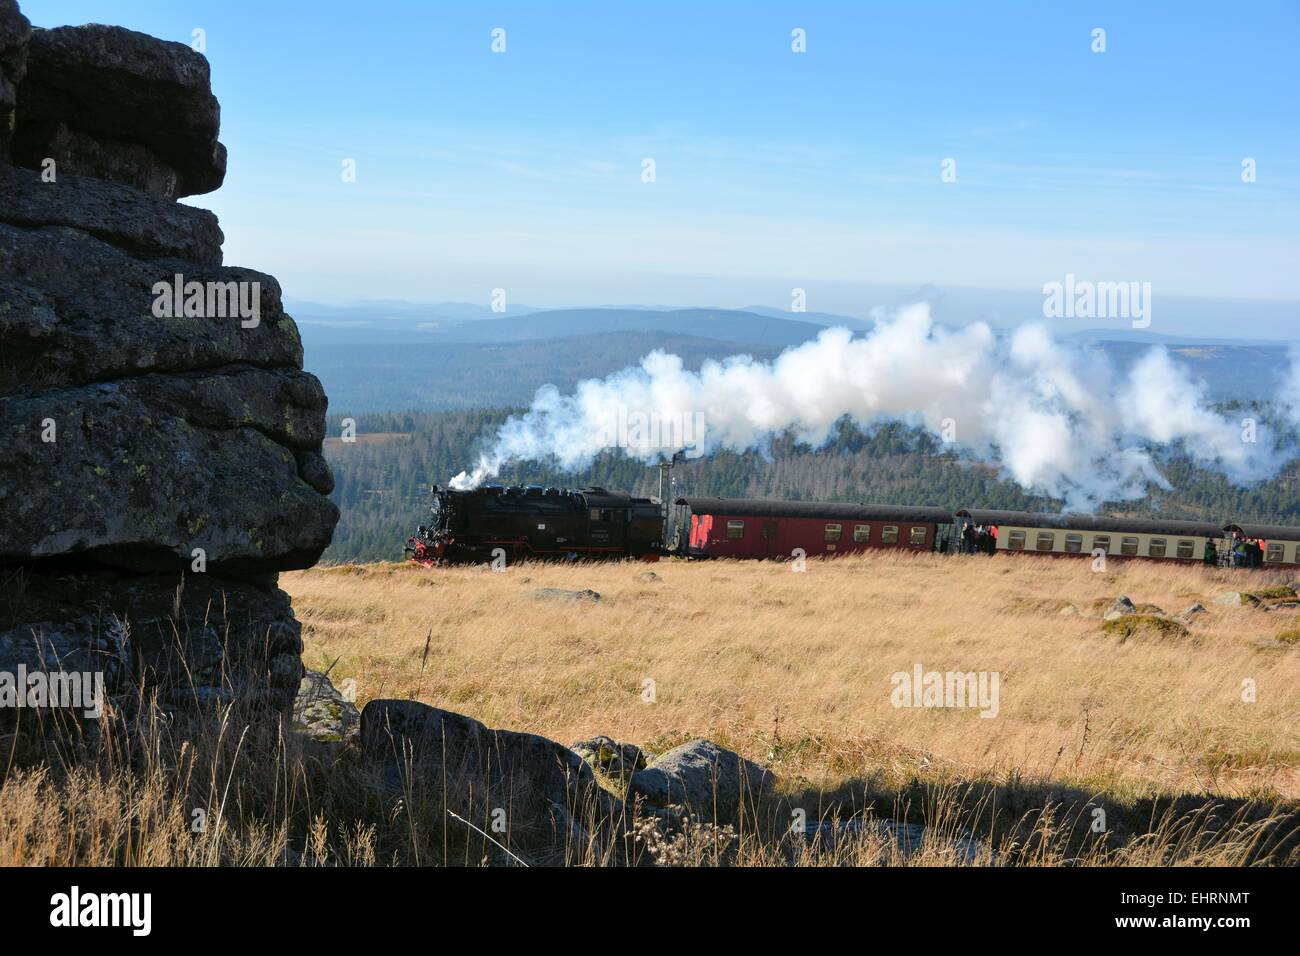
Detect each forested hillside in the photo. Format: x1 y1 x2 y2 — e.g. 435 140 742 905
320 407 1300 563
307 333 783 412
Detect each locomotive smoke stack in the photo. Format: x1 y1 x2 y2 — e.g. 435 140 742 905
453 303 1299 510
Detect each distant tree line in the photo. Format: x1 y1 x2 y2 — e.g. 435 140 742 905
319 407 1300 564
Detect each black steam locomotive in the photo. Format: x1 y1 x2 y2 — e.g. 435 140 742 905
405 484 665 565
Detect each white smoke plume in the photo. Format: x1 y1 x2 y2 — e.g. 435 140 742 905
1280 347 1300 428
451 303 1291 510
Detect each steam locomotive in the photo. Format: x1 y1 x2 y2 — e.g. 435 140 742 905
405 484 664 565
405 485 1300 569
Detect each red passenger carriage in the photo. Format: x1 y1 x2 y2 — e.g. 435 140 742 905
674 497 953 559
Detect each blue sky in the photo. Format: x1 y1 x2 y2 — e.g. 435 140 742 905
24 1 1300 334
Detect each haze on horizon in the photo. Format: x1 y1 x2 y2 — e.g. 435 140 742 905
25 0 1300 339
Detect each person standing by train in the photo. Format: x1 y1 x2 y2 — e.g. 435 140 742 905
961 521 976 555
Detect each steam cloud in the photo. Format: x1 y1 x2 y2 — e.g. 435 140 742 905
451 303 1295 510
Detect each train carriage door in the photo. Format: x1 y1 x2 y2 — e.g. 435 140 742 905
762 519 780 557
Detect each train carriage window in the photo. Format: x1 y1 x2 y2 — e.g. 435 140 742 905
1267 543 1285 563
824 523 842 543
1176 539 1195 559
909 526 927 546
1149 538 1167 558
1064 533 1083 553
1036 532 1055 551
1092 535 1110 553
726 520 745 539
852 524 871 543
881 526 899 544
1121 537 1139 556
1007 530 1026 550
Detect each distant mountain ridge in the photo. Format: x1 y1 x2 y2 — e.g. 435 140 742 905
290 299 1295 411
310 331 786 413
291 302 841 349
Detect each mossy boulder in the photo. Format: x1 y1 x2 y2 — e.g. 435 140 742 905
570 736 652 777
1244 585 1299 608
1102 614 1190 641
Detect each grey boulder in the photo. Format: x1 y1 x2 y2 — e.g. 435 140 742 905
360 700 619 864
1103 596 1137 621
628 739 774 826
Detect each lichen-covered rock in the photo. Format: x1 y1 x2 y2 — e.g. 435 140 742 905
570 735 652 775
13 120 193 198
0 227 304 396
628 739 773 826
0 0 31 161
0 164 224 264
0 369 338 574
12 24 225 197
0 1 333 717
361 700 618 864
0 572 305 721
294 669 359 742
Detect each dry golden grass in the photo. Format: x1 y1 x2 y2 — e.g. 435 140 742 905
2 552 1296 867
284 552 1300 802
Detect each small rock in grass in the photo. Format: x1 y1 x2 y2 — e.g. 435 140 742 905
1103 596 1137 621
533 588 601 602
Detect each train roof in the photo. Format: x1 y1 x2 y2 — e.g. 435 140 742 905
676 497 952 524
1224 523 1300 542
955 509 1224 538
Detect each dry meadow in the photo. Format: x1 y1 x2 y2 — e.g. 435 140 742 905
4 552 1296 866
284 552 1300 803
